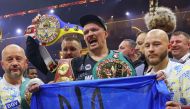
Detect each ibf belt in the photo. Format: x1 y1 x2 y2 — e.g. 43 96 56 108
54 59 74 82
93 51 136 79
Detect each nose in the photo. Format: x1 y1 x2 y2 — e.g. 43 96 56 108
170 41 176 46
148 45 154 53
11 58 19 67
65 49 72 55
85 30 94 38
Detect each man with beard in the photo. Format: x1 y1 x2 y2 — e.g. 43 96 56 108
144 29 190 109
70 14 137 80
0 44 30 109
61 37 82 59
170 31 190 65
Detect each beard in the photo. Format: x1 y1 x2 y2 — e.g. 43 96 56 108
6 67 25 79
146 50 168 66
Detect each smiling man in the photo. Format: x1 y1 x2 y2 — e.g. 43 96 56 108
170 31 190 65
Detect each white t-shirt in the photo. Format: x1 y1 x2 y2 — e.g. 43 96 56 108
0 76 22 109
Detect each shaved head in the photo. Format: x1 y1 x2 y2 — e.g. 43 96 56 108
1 44 28 83
146 29 169 45
2 44 26 60
144 29 169 66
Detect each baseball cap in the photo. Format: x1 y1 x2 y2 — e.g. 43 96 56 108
80 14 107 31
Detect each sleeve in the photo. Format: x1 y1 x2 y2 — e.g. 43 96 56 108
71 56 85 80
71 57 79 79
25 36 49 75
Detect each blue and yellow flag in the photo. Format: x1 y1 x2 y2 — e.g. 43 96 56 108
31 75 171 109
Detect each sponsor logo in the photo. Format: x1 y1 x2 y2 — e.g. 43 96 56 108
6 100 20 109
85 64 92 71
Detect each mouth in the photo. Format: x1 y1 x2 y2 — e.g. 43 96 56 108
87 36 98 46
65 55 73 59
171 48 179 51
11 69 20 72
148 54 157 58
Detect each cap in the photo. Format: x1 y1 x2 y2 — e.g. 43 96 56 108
80 14 107 31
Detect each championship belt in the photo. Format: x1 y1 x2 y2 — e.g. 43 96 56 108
25 14 84 46
93 51 136 79
54 59 75 82
36 14 61 46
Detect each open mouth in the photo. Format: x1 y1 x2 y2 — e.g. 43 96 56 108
87 37 97 46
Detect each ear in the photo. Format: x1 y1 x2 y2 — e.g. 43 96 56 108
104 31 109 38
1 60 5 70
168 43 171 50
188 39 190 49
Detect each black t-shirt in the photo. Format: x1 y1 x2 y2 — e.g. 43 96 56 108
71 51 135 80
71 54 96 80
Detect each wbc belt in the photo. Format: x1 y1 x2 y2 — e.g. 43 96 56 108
36 14 83 46
25 14 83 46
93 50 136 79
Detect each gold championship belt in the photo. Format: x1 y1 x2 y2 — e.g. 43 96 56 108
24 14 85 75
36 15 60 46
25 14 84 46
54 59 74 82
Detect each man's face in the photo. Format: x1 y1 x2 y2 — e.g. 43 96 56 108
1 47 28 79
62 40 81 59
28 69 38 79
83 23 108 51
118 41 132 56
135 33 146 54
144 34 168 66
170 35 190 59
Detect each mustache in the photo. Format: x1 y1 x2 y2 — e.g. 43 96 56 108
147 54 158 57
9 65 22 71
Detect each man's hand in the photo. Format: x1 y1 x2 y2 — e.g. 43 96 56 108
28 83 40 92
32 14 41 24
26 78 44 93
166 101 181 109
156 70 167 81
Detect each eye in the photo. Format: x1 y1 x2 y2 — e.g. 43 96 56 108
16 57 23 61
90 28 99 32
137 42 143 45
176 40 182 43
63 48 68 52
6 57 13 62
153 42 161 46
70 47 77 51
144 43 149 47
83 30 89 35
